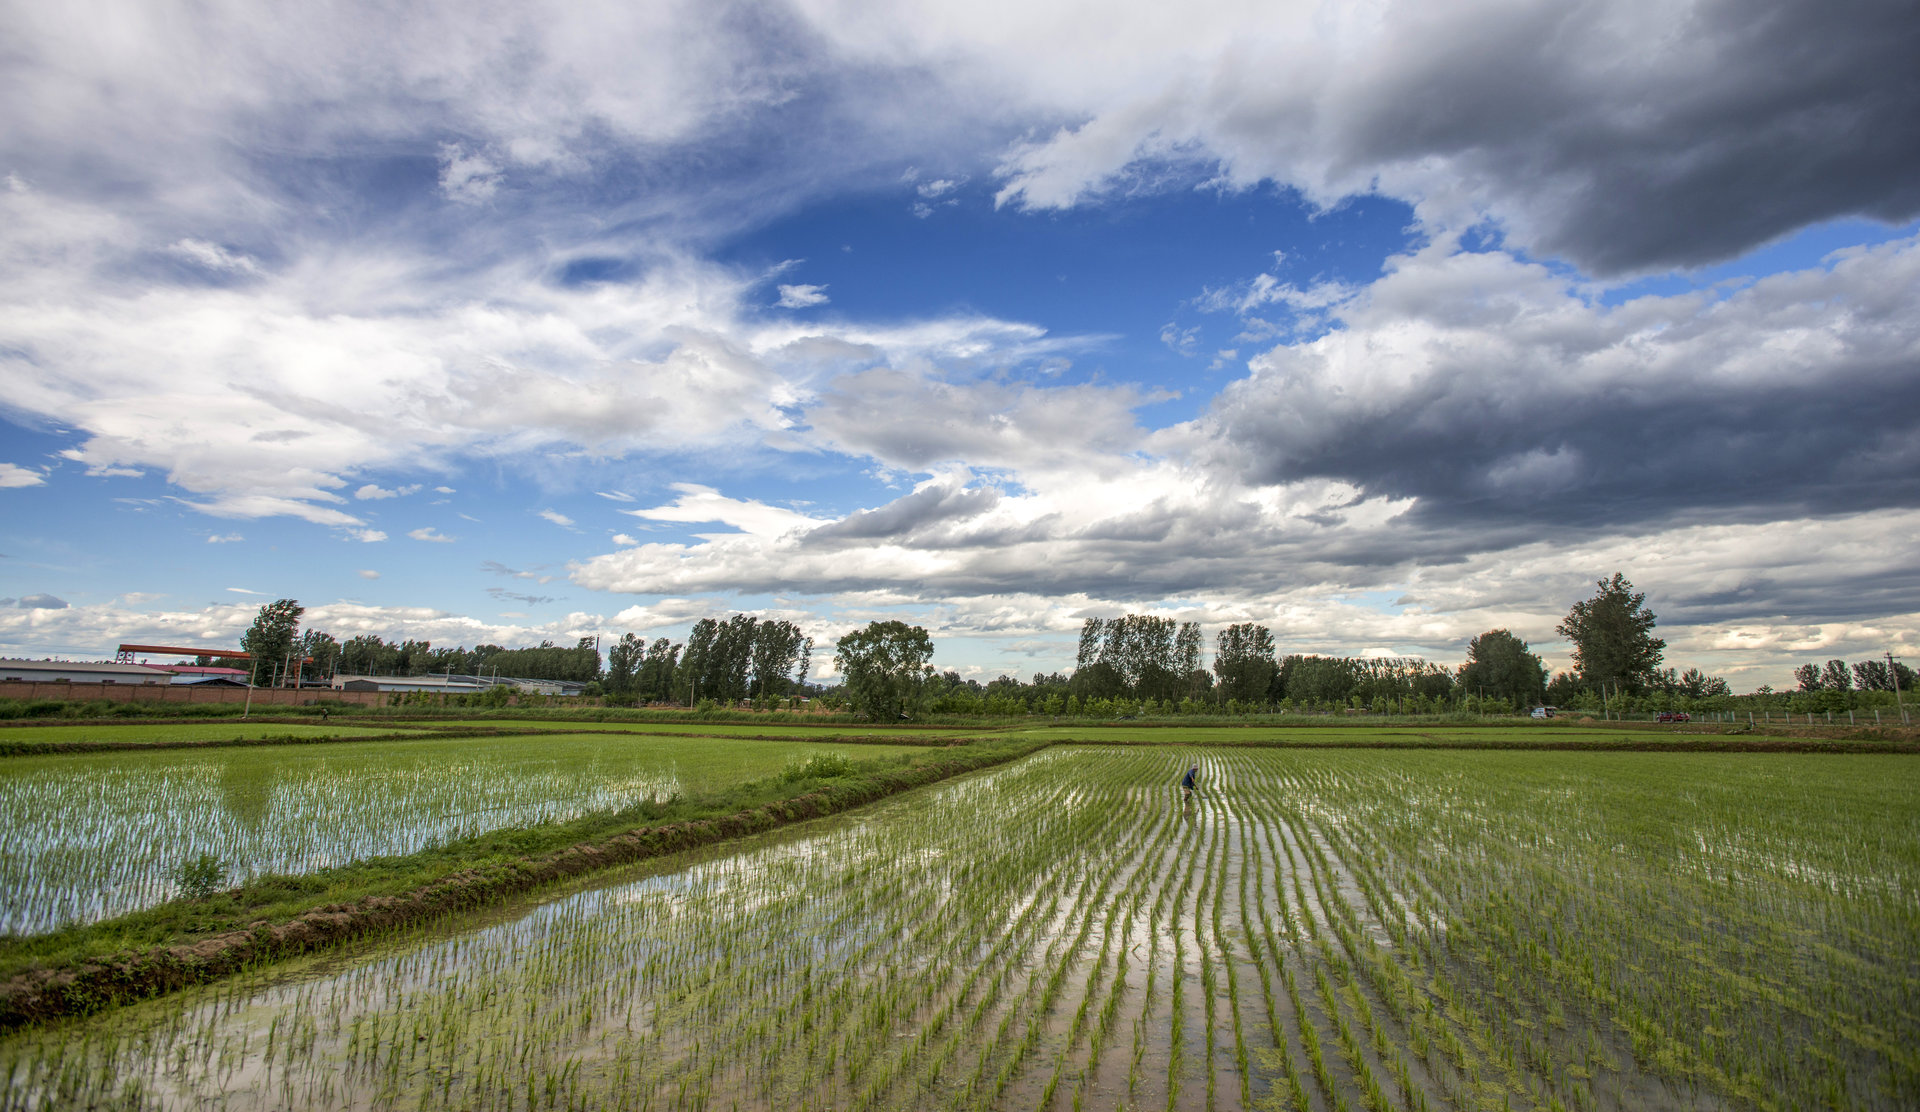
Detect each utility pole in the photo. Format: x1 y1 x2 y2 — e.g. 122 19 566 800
1892 652 1909 725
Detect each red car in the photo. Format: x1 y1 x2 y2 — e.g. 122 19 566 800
1655 711 1690 723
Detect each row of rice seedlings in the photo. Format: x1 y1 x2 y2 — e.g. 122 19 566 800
1291 749 1918 1112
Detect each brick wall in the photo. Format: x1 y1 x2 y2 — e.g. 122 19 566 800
0 681 386 707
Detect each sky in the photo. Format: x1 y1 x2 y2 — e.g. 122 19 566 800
2 0 1917 688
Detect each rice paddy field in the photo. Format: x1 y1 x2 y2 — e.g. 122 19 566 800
3 745 1913 1111
0 734 928 934
402 719 986 738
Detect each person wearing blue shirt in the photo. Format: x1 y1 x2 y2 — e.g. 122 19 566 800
1181 764 1198 801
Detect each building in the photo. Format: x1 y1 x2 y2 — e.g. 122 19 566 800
0 659 175 685
330 673 591 697
143 664 253 686
333 674 494 694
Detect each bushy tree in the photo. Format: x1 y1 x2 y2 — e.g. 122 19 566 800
240 599 304 686
297 629 339 682
1074 615 1202 702
1853 658 1918 692
1457 629 1548 708
606 633 644 694
1213 623 1277 703
1556 573 1665 695
834 621 935 721
637 638 681 703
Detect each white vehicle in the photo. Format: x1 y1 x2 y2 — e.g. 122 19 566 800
1531 706 1556 719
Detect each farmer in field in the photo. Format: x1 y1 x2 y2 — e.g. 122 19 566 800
1181 764 1199 802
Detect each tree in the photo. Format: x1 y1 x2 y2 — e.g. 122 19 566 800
834 621 935 721
606 633 644 694
1820 659 1853 692
1556 573 1665 695
1794 662 1823 692
298 629 340 682
637 638 681 703
1073 615 1199 701
1854 658 1919 692
240 599 304 686
749 620 810 699
1677 667 1730 698
1213 623 1277 704
1456 629 1548 708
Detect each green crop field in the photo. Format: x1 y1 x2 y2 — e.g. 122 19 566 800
0 721 427 745
4 746 1912 1110
408 717 991 738
0 734 928 935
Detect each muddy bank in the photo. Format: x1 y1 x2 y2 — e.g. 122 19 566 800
0 739 1041 1030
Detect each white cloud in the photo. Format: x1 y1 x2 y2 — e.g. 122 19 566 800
408 526 456 543
595 490 636 502
1159 323 1199 355
0 463 45 488
434 486 456 494
207 533 243 543
225 587 263 595
166 238 259 275
347 528 388 543
357 569 380 579
438 144 502 204
611 532 642 546
777 283 830 308
355 483 422 500
539 508 576 528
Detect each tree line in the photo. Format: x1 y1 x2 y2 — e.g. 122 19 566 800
231 573 1906 721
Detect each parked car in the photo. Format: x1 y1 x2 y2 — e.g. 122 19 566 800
1656 711 1691 723
1530 706 1556 719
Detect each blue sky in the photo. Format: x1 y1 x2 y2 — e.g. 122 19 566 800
3 0 1917 686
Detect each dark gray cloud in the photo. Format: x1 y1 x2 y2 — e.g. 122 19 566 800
1204 237 1920 530
486 587 557 607
808 481 1001 540
981 0 1920 275
1336 0 1920 273
6 594 69 610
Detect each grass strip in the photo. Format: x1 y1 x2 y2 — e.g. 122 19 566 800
0 734 1048 1028
0 726 984 757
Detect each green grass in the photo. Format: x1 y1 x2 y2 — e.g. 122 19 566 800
0 733 936 935
0 721 426 744
4 746 1912 1110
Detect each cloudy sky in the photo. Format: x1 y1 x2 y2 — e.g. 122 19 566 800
2 0 1917 687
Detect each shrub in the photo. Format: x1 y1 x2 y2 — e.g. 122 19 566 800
173 853 229 899
778 752 857 783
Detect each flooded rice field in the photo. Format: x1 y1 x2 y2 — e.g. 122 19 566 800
0 735 923 933
3 747 1914 1110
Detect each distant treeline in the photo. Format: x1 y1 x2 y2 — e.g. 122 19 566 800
243 633 607 684
228 574 1908 719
